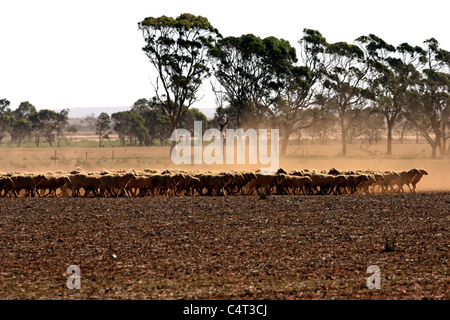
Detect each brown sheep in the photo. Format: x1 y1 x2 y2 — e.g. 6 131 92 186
389 169 421 193
10 174 47 197
37 175 71 197
280 175 312 195
243 173 287 195
175 175 201 196
331 175 350 195
144 174 184 197
126 175 152 197
69 174 101 197
374 171 401 193
411 169 428 192
223 172 247 195
341 174 372 194
308 173 337 195
0 177 13 197
195 173 234 196
99 173 136 197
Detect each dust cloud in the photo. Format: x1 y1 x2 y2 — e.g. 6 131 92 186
0 143 448 192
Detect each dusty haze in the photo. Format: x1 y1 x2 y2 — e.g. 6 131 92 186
0 143 448 192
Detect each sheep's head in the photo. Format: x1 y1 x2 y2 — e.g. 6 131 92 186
328 168 340 176
275 174 287 184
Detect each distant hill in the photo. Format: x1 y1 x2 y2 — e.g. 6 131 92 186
53 106 216 119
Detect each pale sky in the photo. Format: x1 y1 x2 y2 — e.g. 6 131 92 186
1 0 449 113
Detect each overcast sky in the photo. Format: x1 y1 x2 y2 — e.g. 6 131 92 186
1 0 449 113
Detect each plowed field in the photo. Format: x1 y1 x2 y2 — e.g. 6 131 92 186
0 193 449 299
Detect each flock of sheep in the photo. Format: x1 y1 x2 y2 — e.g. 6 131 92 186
0 167 428 198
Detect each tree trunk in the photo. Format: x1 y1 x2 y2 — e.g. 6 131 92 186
170 122 178 154
431 143 438 159
386 124 393 155
281 126 293 156
342 128 347 157
341 115 347 157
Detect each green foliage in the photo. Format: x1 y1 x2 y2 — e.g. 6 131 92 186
138 13 220 134
0 99 11 115
111 110 148 146
96 112 111 147
0 114 13 142
10 118 31 146
132 97 170 145
13 101 37 120
210 33 297 128
179 108 208 135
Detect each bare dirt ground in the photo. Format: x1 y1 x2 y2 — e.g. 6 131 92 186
0 192 448 300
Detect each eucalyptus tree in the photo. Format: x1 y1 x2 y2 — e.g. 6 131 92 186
54 109 69 147
13 101 36 121
274 29 328 155
38 109 59 147
10 118 31 146
96 112 111 147
131 97 171 145
356 34 423 155
210 34 297 128
321 41 371 156
0 98 11 115
179 107 208 136
0 99 12 142
29 112 44 147
0 114 13 142
112 111 148 146
138 13 220 149
405 38 450 157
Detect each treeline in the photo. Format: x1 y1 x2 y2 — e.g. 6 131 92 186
2 14 450 157
0 100 76 147
133 13 450 158
95 98 208 147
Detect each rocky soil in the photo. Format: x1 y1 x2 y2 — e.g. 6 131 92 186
0 192 449 299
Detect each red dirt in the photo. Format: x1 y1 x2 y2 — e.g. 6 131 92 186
0 192 449 300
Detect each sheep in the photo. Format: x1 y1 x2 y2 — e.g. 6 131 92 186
223 172 247 195
243 173 287 195
359 173 384 194
288 170 307 177
174 174 201 196
10 174 47 197
374 171 401 193
411 169 428 192
328 168 341 176
0 176 13 197
308 173 337 195
331 175 350 195
279 175 312 195
99 173 136 197
194 173 234 196
389 169 421 193
36 175 71 197
144 173 184 197
342 174 372 194
69 174 101 197
126 175 152 197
